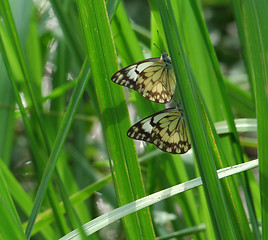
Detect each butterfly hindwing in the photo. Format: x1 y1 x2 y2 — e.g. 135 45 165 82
151 110 191 154
136 62 175 103
127 105 191 154
111 53 175 103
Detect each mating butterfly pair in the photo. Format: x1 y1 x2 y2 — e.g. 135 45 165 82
111 52 191 154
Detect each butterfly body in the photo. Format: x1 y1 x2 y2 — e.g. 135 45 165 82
111 52 175 103
127 104 191 154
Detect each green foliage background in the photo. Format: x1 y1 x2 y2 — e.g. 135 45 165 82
0 0 266 239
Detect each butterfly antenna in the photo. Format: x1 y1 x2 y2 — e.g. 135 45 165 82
153 43 162 54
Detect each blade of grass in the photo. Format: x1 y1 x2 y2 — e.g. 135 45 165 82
0 160 58 239
150 14 206 239
224 79 255 117
150 0 238 238
25 175 112 235
49 0 84 65
231 0 268 238
172 0 257 237
0 160 26 240
0 57 14 165
111 2 163 116
77 0 155 238
162 156 206 240
23 60 91 238
158 224 206 240
0 1 92 237
59 159 258 239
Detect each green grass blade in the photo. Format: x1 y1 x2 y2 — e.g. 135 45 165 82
111 2 163 116
0 20 72 240
0 160 26 240
25 175 111 235
49 0 84 65
163 156 206 240
224 79 255 117
0 58 14 165
0 160 58 239
1 1 92 236
77 0 155 238
59 159 258 239
150 0 238 238
231 0 268 238
173 0 256 237
24 62 90 238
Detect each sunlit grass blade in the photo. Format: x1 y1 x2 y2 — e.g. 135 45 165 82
77 0 155 238
149 0 241 238
162 155 206 240
172 0 256 237
59 159 258 239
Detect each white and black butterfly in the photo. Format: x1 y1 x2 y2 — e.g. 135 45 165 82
127 104 191 154
111 52 175 104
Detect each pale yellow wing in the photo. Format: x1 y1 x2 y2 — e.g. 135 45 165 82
111 52 175 104
127 105 191 154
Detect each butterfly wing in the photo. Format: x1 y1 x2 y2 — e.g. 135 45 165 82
127 107 191 154
111 57 175 103
135 62 175 103
127 108 172 144
151 109 191 154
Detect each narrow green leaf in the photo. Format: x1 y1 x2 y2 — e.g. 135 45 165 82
0 161 26 240
26 60 90 237
77 0 155 238
231 0 268 238
59 159 258 239
150 0 237 238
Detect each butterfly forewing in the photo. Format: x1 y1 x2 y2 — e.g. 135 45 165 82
127 117 153 143
127 106 191 154
111 53 175 103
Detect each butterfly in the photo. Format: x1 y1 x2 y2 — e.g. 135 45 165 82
127 104 191 154
111 52 175 103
